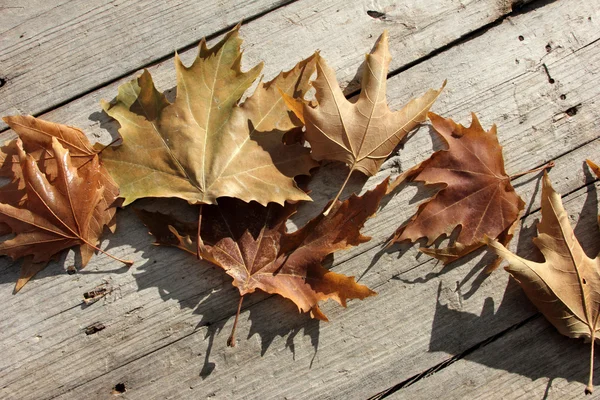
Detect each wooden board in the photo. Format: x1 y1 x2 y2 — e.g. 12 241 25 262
0 0 293 130
0 0 526 132
0 0 599 399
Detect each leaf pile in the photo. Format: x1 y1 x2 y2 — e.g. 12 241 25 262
2 23 598 390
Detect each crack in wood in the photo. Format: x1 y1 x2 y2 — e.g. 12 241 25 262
366 314 541 399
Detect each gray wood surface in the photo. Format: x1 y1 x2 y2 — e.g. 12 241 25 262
1 0 599 399
0 0 293 130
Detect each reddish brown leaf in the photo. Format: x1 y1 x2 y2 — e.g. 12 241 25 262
389 112 525 268
0 137 128 292
1 115 119 232
138 179 388 344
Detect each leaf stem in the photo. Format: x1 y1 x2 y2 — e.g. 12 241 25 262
227 295 244 347
587 329 595 395
324 167 354 216
509 161 555 180
82 238 133 267
197 205 206 259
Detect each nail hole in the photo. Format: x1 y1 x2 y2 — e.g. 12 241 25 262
560 94 566 100
583 278 587 284
548 78 555 84
518 35 524 41
84 322 105 335
565 106 578 116
367 10 387 20
0 78 6 88
112 383 126 395
545 43 552 52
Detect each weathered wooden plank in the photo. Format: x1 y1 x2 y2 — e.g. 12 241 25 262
52 144 600 400
392 317 600 399
0 0 598 399
0 0 295 130
50 175 600 400
0 0 527 132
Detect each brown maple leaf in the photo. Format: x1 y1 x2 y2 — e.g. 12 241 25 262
0 138 130 292
137 179 388 346
487 172 600 394
99 25 317 207
388 112 525 269
284 30 444 214
1 115 119 232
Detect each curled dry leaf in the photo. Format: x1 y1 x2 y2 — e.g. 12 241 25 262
388 112 525 269
0 138 130 292
1 115 119 231
487 172 600 395
284 30 444 214
100 25 317 207
137 179 388 345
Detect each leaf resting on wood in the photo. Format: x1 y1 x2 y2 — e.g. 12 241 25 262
0 137 129 292
284 30 444 214
487 172 600 395
100 25 317 207
1 115 119 230
388 112 524 269
137 179 388 345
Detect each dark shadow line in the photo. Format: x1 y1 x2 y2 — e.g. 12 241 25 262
366 314 541 400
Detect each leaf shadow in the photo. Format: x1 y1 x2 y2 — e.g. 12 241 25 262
575 163 600 258
128 200 321 380
428 278 600 391
425 169 600 393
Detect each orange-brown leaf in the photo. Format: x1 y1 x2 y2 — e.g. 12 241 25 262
1 115 119 233
138 180 388 322
0 138 120 291
390 112 524 267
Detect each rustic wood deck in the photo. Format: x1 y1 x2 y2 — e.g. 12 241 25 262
1 0 600 398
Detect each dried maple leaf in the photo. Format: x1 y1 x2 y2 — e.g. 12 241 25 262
388 112 525 268
284 30 444 214
1 115 119 232
137 179 388 346
99 26 317 207
487 172 600 394
0 138 130 292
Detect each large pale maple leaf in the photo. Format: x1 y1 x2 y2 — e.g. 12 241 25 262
389 112 525 268
99 26 317 206
285 30 444 214
0 138 128 291
487 172 600 394
137 179 387 345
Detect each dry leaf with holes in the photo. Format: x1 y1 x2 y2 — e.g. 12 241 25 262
388 112 525 269
137 179 388 346
487 172 600 394
284 30 444 214
100 25 317 207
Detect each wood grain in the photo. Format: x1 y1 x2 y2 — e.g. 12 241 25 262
0 0 599 399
